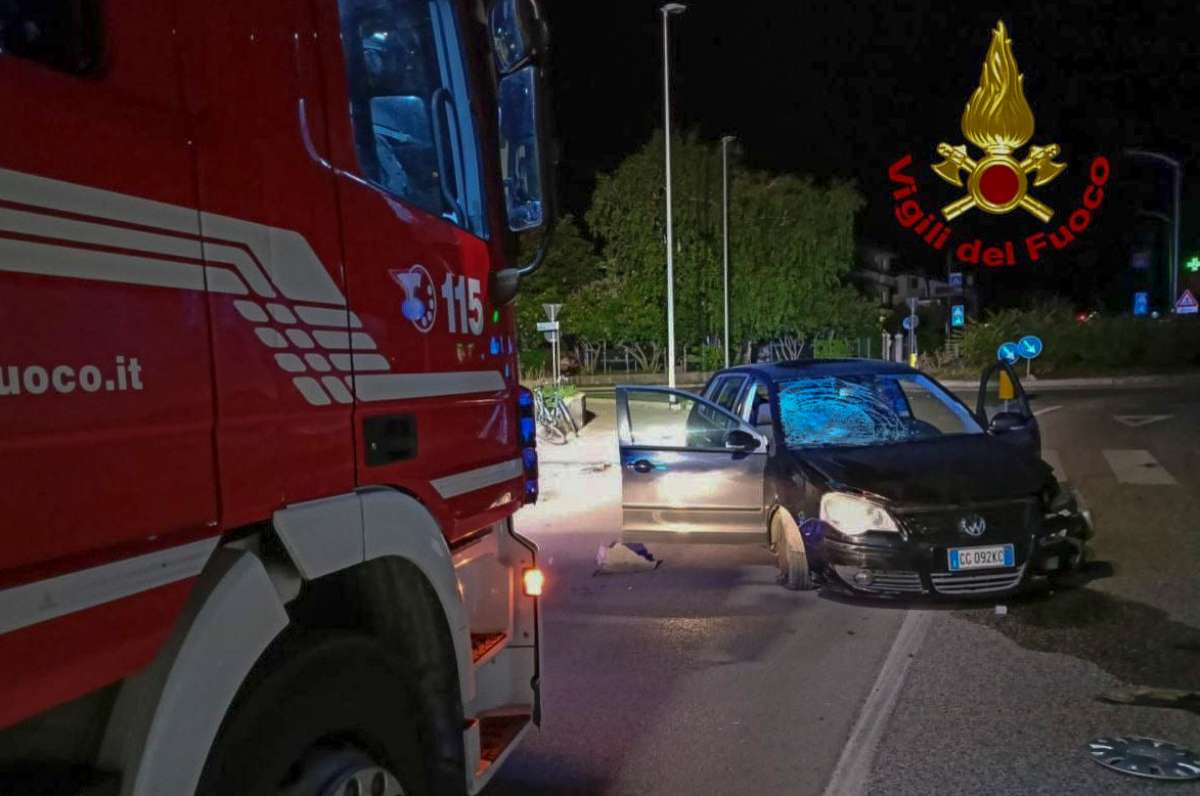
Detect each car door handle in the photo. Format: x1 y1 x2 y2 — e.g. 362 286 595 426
631 459 653 474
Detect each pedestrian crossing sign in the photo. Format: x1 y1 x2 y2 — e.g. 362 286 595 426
1175 289 1198 315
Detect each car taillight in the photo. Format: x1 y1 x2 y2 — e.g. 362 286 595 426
517 386 538 503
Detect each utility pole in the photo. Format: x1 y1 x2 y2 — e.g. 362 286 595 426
721 134 735 368
1126 149 1183 309
661 2 686 388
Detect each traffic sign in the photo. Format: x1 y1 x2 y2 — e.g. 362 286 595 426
1133 292 1149 316
1018 335 1043 359
535 321 560 332
543 331 559 344
1131 251 1151 270
902 315 919 331
950 305 965 328
948 272 964 289
997 341 1020 365
542 303 562 321
1176 289 1198 315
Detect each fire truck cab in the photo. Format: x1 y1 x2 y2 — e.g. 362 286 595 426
0 1 551 794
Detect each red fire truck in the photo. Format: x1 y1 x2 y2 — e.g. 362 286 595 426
0 1 552 793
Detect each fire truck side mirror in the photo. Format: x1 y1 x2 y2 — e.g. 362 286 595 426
490 0 557 305
489 0 548 74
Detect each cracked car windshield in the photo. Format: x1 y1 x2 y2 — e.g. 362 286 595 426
777 374 982 448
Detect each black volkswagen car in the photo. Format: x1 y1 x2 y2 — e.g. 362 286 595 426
614 359 1092 597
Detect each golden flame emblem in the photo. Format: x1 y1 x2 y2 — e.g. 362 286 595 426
932 21 1065 222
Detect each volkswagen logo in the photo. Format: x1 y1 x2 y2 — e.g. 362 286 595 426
958 514 987 537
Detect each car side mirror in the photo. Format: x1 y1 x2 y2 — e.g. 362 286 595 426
725 429 761 452
988 411 1028 434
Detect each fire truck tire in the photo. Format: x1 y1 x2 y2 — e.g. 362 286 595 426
196 630 432 796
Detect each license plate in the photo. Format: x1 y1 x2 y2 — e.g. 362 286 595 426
948 544 1014 571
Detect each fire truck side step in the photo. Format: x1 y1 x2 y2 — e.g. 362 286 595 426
477 712 531 770
470 631 508 664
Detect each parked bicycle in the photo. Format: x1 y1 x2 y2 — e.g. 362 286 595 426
533 387 578 444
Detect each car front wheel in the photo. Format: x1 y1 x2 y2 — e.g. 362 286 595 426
772 509 814 591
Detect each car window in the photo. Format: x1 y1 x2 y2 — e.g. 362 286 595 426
703 376 730 403
776 373 982 449
714 376 745 411
895 378 978 434
742 380 772 424
624 390 740 450
337 0 487 236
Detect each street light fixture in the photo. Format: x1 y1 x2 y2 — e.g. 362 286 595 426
1126 149 1183 309
721 134 736 368
661 2 686 389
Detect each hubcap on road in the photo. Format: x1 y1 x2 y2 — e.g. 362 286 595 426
1087 735 1200 780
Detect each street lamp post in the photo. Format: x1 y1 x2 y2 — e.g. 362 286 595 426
721 134 735 368
661 2 686 388
1126 149 1183 309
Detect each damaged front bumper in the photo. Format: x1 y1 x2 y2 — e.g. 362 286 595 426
815 491 1095 598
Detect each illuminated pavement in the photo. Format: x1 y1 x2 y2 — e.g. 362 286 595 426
485 387 1200 795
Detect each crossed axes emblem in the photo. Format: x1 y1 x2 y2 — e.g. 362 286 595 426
931 142 1066 223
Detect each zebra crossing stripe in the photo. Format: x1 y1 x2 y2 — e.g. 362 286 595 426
1102 449 1178 485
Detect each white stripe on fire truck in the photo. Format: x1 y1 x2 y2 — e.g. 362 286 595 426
0 166 510 406
0 537 218 636
431 457 523 499
351 371 505 402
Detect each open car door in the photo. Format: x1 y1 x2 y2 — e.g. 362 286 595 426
976 361 1041 456
616 387 768 543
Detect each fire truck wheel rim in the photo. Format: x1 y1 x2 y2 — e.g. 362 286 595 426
281 745 406 796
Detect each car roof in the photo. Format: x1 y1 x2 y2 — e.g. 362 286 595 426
713 359 921 382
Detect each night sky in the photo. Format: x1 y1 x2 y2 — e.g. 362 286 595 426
542 1 1200 310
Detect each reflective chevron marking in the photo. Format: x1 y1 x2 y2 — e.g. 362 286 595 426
0 166 503 405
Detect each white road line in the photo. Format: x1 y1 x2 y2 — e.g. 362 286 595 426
1113 414 1172 428
1102 449 1178 485
822 610 932 796
1041 448 1066 481
1033 404 1062 417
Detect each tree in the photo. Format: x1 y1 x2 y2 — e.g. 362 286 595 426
514 214 601 363
584 131 876 362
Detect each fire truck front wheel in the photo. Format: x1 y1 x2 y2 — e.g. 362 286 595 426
196 629 430 796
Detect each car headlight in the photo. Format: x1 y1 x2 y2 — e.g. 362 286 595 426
820 492 899 535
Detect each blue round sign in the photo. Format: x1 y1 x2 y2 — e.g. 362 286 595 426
902 315 919 331
997 341 1020 365
1018 335 1044 359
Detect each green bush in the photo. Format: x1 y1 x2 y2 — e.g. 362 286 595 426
696 344 724 372
813 337 852 358
536 384 577 401
959 306 1200 374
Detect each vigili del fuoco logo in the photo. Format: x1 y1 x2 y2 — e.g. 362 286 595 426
886 21 1109 267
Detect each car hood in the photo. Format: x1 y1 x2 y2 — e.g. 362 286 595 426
794 434 1050 505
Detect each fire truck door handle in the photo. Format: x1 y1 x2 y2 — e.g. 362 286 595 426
430 88 466 224
297 97 332 171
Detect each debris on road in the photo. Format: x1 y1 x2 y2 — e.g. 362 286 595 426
595 542 661 574
1087 735 1200 780
1098 686 1200 715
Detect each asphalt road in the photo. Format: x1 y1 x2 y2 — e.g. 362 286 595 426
485 387 1200 796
